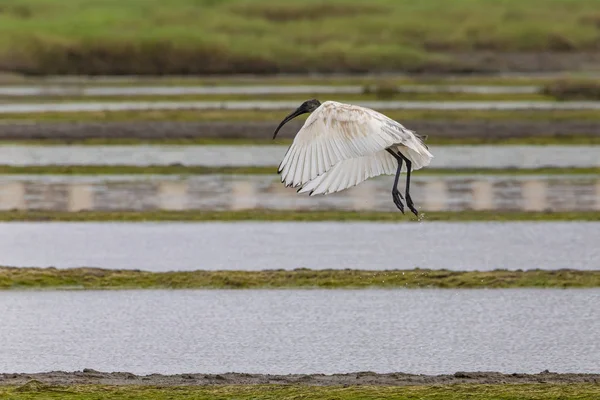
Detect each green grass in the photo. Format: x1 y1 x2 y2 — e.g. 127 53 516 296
1 165 598 176
3 109 600 123
0 0 599 75
3 134 600 146
426 135 600 146
1 383 600 399
0 210 598 222
0 92 555 103
542 79 600 100
2 266 600 290
0 138 293 146
1 72 599 87
6 77 598 102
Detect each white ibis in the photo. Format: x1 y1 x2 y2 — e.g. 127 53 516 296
272 99 433 216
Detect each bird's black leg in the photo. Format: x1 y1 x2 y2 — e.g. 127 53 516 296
397 151 418 216
386 149 404 213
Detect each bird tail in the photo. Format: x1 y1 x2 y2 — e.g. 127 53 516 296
416 133 429 148
404 146 433 170
398 130 433 170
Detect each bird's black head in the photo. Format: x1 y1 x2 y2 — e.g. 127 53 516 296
272 99 322 139
300 98 322 113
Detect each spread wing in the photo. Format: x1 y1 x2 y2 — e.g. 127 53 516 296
297 150 397 196
278 101 431 188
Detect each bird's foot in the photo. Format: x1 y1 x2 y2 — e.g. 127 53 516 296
406 194 418 216
392 189 405 214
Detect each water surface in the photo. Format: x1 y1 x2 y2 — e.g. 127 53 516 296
0 100 599 114
1 221 598 271
0 289 598 375
1 145 598 168
0 174 597 212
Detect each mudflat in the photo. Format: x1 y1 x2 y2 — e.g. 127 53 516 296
1 370 599 386
0 120 598 142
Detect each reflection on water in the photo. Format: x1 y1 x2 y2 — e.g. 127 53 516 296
1 289 599 375
0 174 598 212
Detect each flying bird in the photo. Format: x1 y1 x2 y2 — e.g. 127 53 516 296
272 99 433 216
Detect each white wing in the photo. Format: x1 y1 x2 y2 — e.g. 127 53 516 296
278 101 432 188
297 150 397 195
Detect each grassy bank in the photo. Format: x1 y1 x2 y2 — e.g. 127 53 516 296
4 134 600 146
2 267 599 290
0 210 598 222
2 383 600 400
1 165 598 176
1 0 599 75
4 79 598 102
3 80 595 102
0 92 555 103
1 73 598 87
3 109 600 123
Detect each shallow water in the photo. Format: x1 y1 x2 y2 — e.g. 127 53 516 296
0 174 598 212
0 100 599 114
1 221 598 271
1 145 599 168
0 289 598 375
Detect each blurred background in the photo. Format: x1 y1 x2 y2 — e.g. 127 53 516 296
0 0 600 379
0 0 598 214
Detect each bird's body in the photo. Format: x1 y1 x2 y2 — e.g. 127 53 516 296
272 99 433 215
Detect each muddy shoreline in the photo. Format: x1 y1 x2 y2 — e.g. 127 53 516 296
0 120 599 141
1 370 599 386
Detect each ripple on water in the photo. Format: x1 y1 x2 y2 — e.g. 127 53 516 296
0 221 598 271
0 289 598 375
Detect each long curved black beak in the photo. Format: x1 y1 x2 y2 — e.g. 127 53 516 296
272 107 307 139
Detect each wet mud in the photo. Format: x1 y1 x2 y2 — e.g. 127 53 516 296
1 370 599 387
0 120 598 141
